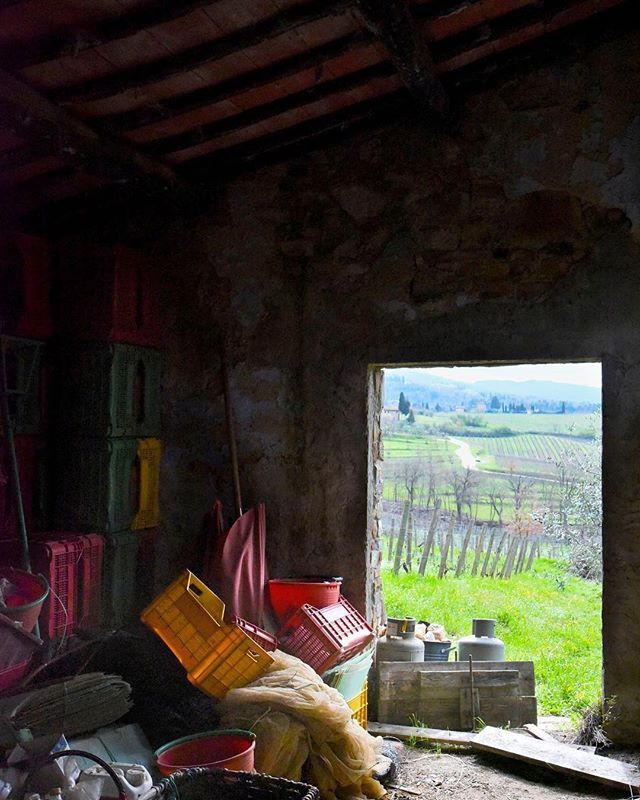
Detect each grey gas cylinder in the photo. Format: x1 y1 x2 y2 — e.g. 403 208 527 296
457 618 505 662
376 617 424 662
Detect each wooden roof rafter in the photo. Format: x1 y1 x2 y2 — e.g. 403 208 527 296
49 0 355 105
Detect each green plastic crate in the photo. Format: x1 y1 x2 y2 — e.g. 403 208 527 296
58 342 161 437
1 335 45 435
103 529 140 628
55 437 139 533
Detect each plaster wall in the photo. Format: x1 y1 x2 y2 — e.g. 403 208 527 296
157 28 640 741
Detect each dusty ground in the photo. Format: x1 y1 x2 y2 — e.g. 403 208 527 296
387 742 636 800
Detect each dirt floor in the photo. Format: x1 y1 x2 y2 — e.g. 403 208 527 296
387 742 637 800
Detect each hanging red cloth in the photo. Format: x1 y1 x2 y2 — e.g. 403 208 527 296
202 502 267 627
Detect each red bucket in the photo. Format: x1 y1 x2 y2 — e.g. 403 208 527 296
268 577 341 624
0 568 49 633
155 730 256 776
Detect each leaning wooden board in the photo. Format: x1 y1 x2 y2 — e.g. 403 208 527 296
473 726 640 792
377 660 537 729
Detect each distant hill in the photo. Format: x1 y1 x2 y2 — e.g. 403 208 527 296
384 368 600 412
472 379 600 404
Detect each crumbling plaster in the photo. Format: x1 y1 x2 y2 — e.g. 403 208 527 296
157 28 640 741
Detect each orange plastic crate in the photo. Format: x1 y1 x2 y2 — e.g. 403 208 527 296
188 623 274 699
141 570 225 672
347 681 368 729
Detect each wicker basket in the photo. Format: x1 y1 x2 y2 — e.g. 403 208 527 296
145 767 319 800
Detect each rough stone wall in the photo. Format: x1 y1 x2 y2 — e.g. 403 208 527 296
157 28 640 741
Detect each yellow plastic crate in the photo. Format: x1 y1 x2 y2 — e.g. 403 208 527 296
141 570 226 671
132 437 161 529
347 681 368 729
188 622 275 699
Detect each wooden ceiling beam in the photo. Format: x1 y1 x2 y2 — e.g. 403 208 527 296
101 29 371 133
0 67 191 199
354 0 449 118
179 91 408 177
141 61 395 156
1 0 229 70
51 0 352 104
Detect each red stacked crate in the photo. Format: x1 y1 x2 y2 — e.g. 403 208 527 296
57 240 161 347
29 538 83 640
1 233 53 341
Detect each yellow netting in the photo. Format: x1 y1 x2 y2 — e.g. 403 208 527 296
218 650 385 800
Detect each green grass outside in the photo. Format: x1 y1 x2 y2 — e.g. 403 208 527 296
382 560 602 719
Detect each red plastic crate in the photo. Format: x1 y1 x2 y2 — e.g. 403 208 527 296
2 233 53 340
57 240 161 346
0 435 48 539
277 597 374 674
76 533 104 631
232 615 278 652
30 538 83 639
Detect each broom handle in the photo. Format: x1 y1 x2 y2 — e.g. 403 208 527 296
220 342 243 518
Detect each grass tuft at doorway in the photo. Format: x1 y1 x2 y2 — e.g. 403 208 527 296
382 558 601 719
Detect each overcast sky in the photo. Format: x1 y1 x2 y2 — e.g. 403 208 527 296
424 362 602 387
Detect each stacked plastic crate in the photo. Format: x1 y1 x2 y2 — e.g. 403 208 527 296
54 240 162 628
0 234 53 551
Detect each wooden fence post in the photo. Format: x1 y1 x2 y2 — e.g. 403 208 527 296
418 502 440 576
387 517 395 561
515 539 528 573
501 536 519 579
438 517 455 578
481 530 496 577
489 530 507 577
393 500 409 575
525 537 538 571
471 525 487 576
455 519 475 577
407 509 414 571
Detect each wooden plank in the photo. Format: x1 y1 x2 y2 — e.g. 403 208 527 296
473 727 640 791
420 669 520 689
379 660 536 696
523 723 594 753
367 721 476 747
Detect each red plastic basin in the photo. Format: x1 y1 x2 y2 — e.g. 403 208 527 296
0 568 49 633
268 577 341 624
155 730 256 776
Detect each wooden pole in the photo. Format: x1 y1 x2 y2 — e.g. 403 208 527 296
220 341 243 518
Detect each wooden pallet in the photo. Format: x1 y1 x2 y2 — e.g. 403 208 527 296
377 660 537 730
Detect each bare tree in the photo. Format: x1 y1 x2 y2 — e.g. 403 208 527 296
448 462 478 521
487 487 505 527
506 469 536 535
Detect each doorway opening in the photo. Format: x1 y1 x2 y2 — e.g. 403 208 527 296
373 361 602 723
